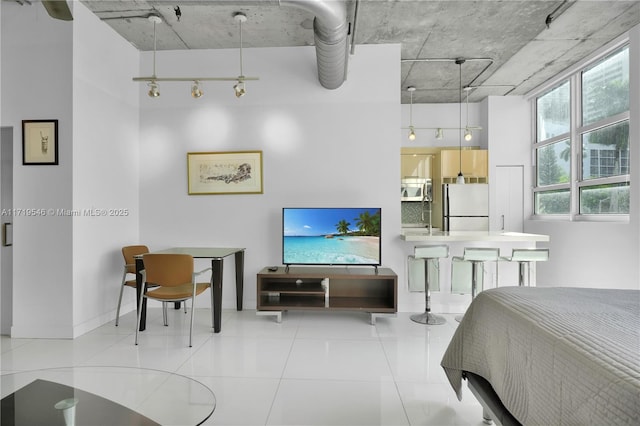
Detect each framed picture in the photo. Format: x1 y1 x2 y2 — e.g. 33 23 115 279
22 120 58 165
187 151 263 195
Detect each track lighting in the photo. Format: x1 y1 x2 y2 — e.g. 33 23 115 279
148 81 160 98
191 81 203 98
133 12 258 98
401 83 480 142
234 79 246 98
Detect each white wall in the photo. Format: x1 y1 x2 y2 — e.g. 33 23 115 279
1 2 140 337
71 4 140 335
2 2 74 337
0 0 4 335
485 95 533 228
137 44 408 311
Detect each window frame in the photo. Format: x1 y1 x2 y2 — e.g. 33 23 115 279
531 41 630 222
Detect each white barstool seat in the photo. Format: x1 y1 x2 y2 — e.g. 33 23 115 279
453 247 499 322
500 248 549 286
410 245 449 325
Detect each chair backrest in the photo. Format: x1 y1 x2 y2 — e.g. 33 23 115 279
143 254 194 287
414 245 449 259
122 245 150 274
463 247 499 262
511 248 549 262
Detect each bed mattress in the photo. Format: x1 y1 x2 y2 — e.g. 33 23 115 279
441 286 640 425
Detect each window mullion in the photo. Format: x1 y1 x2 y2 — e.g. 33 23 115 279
570 73 581 219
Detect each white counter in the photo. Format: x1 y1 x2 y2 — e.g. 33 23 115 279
401 229 550 243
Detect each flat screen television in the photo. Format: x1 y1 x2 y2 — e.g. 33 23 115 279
282 207 382 266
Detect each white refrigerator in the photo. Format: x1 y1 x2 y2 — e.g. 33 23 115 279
442 183 489 231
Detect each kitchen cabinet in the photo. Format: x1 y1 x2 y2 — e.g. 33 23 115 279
401 153 433 179
441 149 488 183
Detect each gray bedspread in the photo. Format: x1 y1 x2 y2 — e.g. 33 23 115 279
441 287 640 425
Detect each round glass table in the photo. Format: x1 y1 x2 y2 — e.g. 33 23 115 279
1 366 215 425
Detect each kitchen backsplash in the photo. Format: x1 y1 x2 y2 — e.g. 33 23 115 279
401 201 424 225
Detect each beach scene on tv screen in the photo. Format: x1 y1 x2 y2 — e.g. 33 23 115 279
283 208 381 265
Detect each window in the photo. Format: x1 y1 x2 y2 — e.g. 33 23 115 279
533 45 630 218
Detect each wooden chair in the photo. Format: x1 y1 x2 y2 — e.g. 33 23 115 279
135 254 212 347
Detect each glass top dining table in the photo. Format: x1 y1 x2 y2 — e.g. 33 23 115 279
1 366 215 425
135 247 245 333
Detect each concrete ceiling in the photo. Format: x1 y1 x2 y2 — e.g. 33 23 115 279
75 0 640 103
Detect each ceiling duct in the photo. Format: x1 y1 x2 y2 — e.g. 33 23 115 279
279 0 348 89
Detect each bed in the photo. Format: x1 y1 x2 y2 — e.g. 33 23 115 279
440 286 640 425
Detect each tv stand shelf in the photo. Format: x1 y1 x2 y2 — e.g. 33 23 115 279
257 266 397 324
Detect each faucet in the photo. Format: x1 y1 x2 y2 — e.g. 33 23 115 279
420 192 433 234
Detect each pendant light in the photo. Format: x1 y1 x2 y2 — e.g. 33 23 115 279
456 59 465 184
407 86 416 141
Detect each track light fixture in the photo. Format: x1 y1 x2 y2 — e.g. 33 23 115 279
234 12 248 98
400 57 483 143
407 86 416 141
234 80 246 98
401 83 480 142
464 87 473 141
146 15 162 98
191 81 203 98
133 12 258 98
148 81 160 98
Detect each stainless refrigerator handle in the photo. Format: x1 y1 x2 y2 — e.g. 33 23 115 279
501 215 505 231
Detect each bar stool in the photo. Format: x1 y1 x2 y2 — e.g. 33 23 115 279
410 245 449 325
500 248 549 286
453 247 499 322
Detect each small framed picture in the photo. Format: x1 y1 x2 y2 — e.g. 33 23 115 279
22 119 58 165
187 151 263 195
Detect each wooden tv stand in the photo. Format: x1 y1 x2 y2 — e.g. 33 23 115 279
256 266 397 324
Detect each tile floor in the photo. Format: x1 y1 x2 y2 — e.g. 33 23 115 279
1 308 484 425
